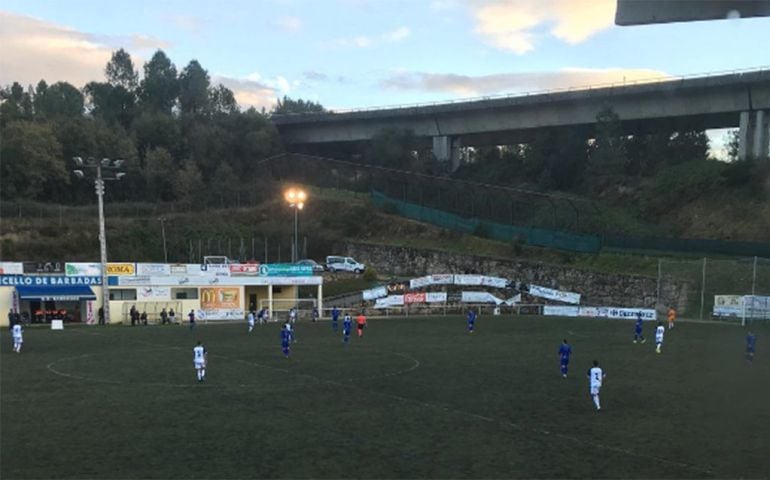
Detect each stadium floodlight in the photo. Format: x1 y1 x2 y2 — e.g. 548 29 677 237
284 187 307 263
71 156 126 326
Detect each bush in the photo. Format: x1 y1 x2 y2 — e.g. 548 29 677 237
380 202 398 214
473 222 491 239
510 234 526 255
363 267 378 281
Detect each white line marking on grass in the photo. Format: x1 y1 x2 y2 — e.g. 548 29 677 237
567 330 590 338
344 352 421 382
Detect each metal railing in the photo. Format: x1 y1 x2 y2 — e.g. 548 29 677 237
273 66 769 117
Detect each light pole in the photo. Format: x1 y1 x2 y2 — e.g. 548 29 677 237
73 157 125 325
158 217 168 263
284 187 307 263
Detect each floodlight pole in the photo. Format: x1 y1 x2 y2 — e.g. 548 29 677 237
95 165 110 325
293 206 299 263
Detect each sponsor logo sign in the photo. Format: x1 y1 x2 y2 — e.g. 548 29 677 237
170 264 188 275
0 262 24 275
23 262 64 274
480 276 508 288
425 292 447 303
106 263 135 276
409 276 432 289
543 306 580 317
429 274 454 285
713 295 743 317
229 264 260 275
461 291 503 304
136 263 171 276
404 292 426 304
138 286 171 300
65 263 102 276
0 275 102 286
455 275 483 286
200 287 241 309
374 295 404 308
258 264 312 277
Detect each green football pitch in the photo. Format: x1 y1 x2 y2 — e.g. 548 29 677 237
2 316 768 479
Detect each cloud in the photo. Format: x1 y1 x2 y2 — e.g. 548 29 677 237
303 71 329 81
471 0 616 54
274 16 303 32
213 75 279 110
381 67 669 96
0 11 166 88
166 14 203 34
333 25 411 48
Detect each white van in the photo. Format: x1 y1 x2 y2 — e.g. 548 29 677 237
326 256 366 273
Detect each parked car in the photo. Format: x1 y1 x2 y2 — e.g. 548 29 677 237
296 259 325 273
325 256 366 273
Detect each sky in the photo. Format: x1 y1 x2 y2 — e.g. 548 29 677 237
1 0 769 152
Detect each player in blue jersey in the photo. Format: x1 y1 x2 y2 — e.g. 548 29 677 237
633 311 646 343
331 306 340 332
342 312 352 345
281 326 291 358
467 309 477 333
746 331 757 363
558 339 572 378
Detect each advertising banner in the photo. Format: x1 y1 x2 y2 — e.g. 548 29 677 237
404 292 426 304
66 263 102 276
425 292 447 303
106 263 135 276
258 263 312 277
409 276 432 289
578 307 601 318
461 291 503 304
744 295 770 319
429 274 454 285
713 295 743 317
0 262 24 275
528 285 581 305
229 264 260 275
11 288 20 312
604 307 657 320
23 262 64 274
374 295 404 308
136 263 171 276
201 308 245 321
201 264 230 276
170 264 188 275
363 286 388 301
504 294 522 305
455 275 483 286
138 286 171 300
543 306 580 317
0 275 102 286
200 287 241 309
481 276 508 289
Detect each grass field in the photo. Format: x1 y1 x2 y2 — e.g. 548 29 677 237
2 316 769 479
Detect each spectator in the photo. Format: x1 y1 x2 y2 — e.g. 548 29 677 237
140 311 148 326
169 308 177 324
98 306 105 326
160 308 169 325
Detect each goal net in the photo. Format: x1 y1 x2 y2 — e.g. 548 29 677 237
258 298 318 322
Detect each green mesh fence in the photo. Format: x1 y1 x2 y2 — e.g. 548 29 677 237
371 190 601 253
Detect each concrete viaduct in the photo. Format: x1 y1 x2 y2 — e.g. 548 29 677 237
273 70 770 169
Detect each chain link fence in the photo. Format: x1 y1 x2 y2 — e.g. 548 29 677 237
658 256 770 323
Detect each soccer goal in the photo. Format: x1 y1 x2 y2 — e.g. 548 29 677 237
258 298 318 322
741 295 770 325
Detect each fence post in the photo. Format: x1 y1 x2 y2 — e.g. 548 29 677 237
699 257 707 320
752 256 757 296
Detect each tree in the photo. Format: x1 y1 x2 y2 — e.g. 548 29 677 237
589 106 627 175
272 96 325 114
367 128 417 170
723 129 740 162
209 84 238 115
144 147 177 201
667 130 709 165
105 49 139 91
178 60 210 115
139 50 179 114
132 112 181 159
174 159 205 208
33 81 84 119
0 82 33 124
209 160 238 206
0 121 67 199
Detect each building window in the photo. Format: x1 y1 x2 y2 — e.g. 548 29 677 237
273 287 283 294
110 289 137 301
172 288 198 300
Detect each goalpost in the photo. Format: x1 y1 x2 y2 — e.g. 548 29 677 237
741 295 770 326
258 298 318 322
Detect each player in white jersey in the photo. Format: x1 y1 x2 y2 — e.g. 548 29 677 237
289 308 297 324
12 323 23 353
192 341 207 382
247 311 255 333
587 360 606 411
655 322 665 354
